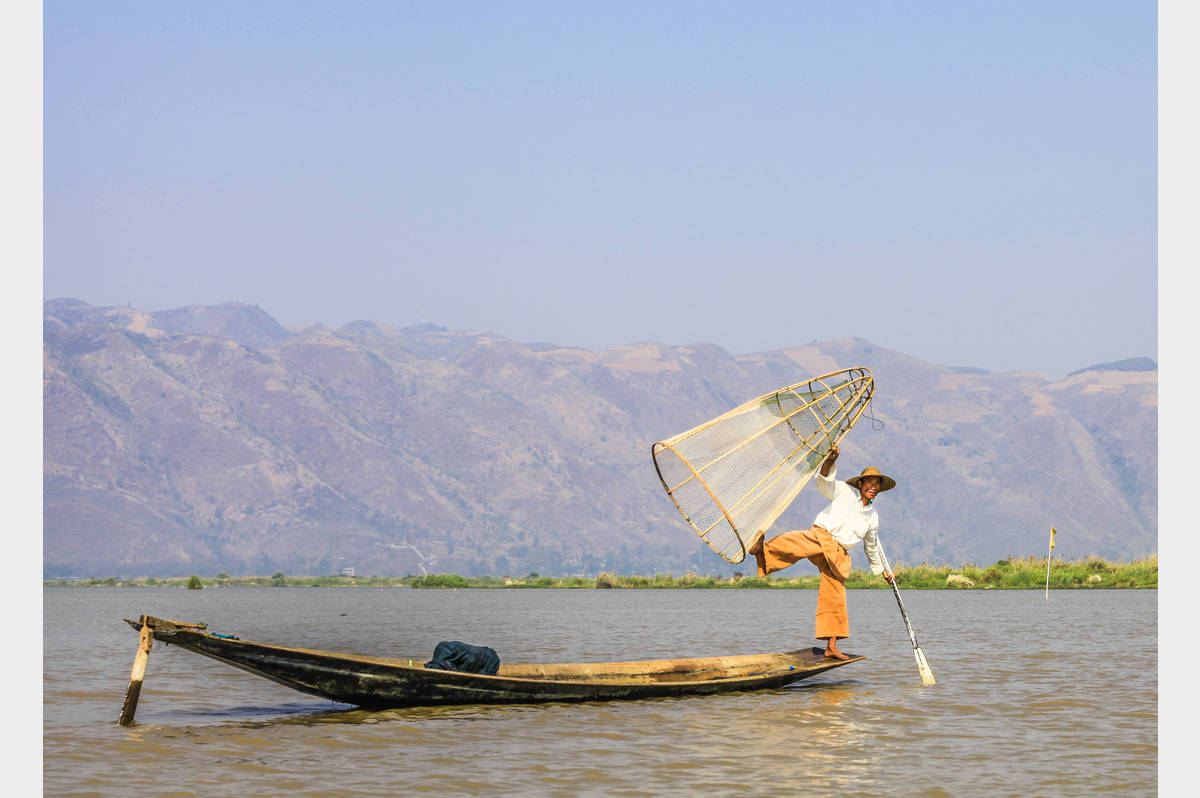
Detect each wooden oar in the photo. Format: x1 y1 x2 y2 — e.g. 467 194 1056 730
878 541 936 686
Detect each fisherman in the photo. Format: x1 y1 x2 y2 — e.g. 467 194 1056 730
748 444 895 660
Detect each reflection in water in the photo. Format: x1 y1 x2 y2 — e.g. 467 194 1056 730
745 682 879 791
161 700 356 721
45 588 1156 797
800 684 856 707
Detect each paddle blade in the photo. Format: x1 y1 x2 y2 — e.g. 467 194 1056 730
914 646 936 686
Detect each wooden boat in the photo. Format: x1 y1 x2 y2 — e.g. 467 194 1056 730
120 615 864 717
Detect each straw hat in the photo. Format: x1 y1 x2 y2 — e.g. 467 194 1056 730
845 467 896 493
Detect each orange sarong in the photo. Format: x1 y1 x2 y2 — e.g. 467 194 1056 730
755 525 851 641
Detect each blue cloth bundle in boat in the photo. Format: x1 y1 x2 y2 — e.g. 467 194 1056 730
424 641 501 675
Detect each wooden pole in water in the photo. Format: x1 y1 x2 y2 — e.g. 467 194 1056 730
117 617 155 726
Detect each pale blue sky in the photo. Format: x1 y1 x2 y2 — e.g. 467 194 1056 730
43 1 1157 377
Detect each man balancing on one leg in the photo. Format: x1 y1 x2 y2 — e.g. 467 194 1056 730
748 444 895 660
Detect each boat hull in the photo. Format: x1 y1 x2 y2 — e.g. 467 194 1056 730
127 616 864 708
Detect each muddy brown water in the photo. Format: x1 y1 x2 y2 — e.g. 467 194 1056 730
43 587 1156 796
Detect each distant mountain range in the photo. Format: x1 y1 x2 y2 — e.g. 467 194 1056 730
43 299 1157 578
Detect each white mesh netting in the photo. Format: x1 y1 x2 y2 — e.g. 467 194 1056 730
652 367 874 564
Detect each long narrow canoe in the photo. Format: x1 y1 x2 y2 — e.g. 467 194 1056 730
124 616 864 709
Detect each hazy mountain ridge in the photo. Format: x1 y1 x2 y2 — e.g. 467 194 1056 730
43 301 1157 577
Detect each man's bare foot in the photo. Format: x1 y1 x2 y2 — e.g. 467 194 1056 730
824 642 850 661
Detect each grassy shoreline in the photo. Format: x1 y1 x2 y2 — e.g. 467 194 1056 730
44 555 1156 590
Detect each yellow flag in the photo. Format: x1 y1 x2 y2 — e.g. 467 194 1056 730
1049 526 1057 552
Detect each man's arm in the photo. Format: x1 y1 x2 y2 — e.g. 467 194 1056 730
815 445 840 499
819 445 839 477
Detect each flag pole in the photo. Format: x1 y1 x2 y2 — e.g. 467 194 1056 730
1044 526 1057 599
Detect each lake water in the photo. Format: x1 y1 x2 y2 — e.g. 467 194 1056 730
43 587 1156 796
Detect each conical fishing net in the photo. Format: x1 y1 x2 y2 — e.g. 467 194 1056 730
652 367 874 564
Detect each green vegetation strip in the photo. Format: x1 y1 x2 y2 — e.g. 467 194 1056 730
44 556 1156 589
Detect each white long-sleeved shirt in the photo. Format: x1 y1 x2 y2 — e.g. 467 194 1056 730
813 468 885 575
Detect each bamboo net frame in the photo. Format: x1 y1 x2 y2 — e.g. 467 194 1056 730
652 367 875 564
